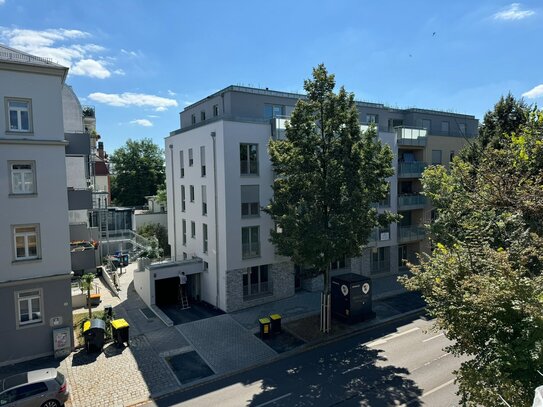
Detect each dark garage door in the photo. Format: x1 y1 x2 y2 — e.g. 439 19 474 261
155 277 179 305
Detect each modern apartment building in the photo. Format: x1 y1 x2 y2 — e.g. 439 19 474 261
165 85 478 312
0 45 73 364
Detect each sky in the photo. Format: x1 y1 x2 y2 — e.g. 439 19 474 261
1 0 542 153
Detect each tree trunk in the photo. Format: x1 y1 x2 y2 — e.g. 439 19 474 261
87 287 92 319
320 266 331 333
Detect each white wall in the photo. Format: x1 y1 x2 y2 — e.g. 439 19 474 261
66 156 87 189
62 85 84 133
134 213 168 230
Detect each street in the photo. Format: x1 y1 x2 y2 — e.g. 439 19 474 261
148 316 463 407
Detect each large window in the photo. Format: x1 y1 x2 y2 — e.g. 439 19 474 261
243 265 270 298
10 161 36 194
331 257 346 270
264 104 285 118
421 119 431 130
181 185 186 212
202 185 207 215
241 185 259 217
13 225 39 260
240 144 258 175
371 247 390 274
242 226 260 259
182 220 187 245
432 150 442 165
180 150 184 178
366 114 379 124
188 148 194 166
441 121 449 134
203 224 208 253
458 123 466 135
7 99 32 132
17 289 42 326
200 146 206 177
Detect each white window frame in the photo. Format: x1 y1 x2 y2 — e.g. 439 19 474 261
16 288 43 327
9 161 36 195
242 226 260 259
240 143 259 176
13 224 40 261
6 98 32 133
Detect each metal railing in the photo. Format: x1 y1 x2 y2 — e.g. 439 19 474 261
398 162 427 177
398 194 427 208
0 50 53 64
398 225 427 243
395 126 427 146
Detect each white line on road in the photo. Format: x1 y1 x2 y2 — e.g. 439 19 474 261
399 379 455 406
367 327 420 347
422 332 444 343
342 360 374 374
254 393 292 407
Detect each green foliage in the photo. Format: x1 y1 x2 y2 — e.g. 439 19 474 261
139 236 163 259
156 186 167 205
80 273 95 319
137 223 170 256
401 108 543 406
265 64 396 286
110 138 165 207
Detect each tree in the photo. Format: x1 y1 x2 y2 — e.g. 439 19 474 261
110 138 165 207
80 273 95 319
156 185 167 205
265 65 396 332
137 222 170 257
400 106 543 406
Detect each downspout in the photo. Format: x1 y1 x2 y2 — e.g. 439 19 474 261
168 144 177 261
211 132 220 309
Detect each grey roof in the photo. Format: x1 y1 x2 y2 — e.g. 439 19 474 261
0 43 67 69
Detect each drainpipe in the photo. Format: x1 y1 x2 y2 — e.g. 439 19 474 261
168 144 177 262
211 132 220 309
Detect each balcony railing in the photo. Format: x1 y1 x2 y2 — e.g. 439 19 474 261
398 225 427 243
395 126 427 146
398 194 427 208
242 242 260 259
371 194 391 208
398 161 427 178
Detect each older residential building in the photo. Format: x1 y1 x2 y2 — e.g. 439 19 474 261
0 44 73 365
164 85 478 313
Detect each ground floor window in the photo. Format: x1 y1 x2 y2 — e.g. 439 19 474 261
243 265 270 298
371 247 390 274
16 289 42 326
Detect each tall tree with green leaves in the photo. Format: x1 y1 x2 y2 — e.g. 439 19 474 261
110 138 165 207
265 65 396 332
401 106 543 406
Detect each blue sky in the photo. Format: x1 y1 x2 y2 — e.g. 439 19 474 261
1 0 542 153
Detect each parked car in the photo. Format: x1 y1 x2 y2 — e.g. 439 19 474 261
0 368 69 407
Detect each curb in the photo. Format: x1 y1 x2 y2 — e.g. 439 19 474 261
141 306 426 406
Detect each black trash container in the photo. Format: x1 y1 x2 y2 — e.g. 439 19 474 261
111 318 130 347
269 314 282 334
83 318 106 353
259 317 271 339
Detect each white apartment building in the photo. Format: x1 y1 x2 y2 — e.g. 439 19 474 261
165 85 479 313
0 45 73 364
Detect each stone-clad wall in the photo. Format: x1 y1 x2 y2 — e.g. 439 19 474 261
225 261 295 312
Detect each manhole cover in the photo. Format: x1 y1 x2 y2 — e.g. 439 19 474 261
167 351 214 384
140 308 156 319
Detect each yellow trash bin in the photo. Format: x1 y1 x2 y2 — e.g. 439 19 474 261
111 318 130 347
259 317 271 339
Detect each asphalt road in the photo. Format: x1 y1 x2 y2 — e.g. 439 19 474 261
148 316 463 407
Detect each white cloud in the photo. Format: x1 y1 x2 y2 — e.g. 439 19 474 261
121 48 141 57
167 89 176 96
113 69 125 76
493 3 535 20
522 84 543 99
71 59 111 79
147 115 159 118
89 92 178 109
0 0 6 5
130 119 153 127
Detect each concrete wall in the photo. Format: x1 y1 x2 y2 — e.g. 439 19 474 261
134 212 168 230
62 85 84 133
66 155 87 189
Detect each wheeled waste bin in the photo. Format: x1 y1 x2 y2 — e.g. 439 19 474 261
111 318 130 347
269 314 282 334
259 317 271 339
83 318 106 353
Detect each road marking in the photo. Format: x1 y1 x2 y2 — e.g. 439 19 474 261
254 393 292 407
367 327 420 347
412 353 450 372
342 360 374 374
399 379 455 406
422 333 444 343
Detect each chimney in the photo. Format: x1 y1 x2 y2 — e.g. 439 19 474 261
98 141 104 159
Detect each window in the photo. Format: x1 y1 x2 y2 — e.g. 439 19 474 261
182 220 187 245
388 118 403 132
421 119 431 130
180 150 184 178
458 123 466 135
398 245 408 268
183 252 187 260
188 148 193 166
191 221 196 238
242 226 260 259
7 99 31 132
449 151 455 163
202 185 207 215
181 185 186 212
203 261 209 270
190 185 195 202
371 247 390 274
200 146 206 177
441 121 449 134
13 225 39 260
264 104 285 118
331 257 346 270
203 224 208 253
243 265 270 297
213 104 219 117
17 289 42 326
240 143 258 175
431 150 442 165
10 161 36 194
191 114 196 125
366 114 379 124
201 111 206 121
241 185 259 217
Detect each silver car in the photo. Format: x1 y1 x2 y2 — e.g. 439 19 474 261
0 368 70 407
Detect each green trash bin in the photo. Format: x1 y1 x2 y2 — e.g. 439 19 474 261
259 317 271 339
270 314 282 334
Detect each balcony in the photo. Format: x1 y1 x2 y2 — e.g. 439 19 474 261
398 161 427 178
360 123 379 133
398 225 427 243
371 194 391 208
398 193 427 209
271 116 288 140
68 188 92 210
395 126 427 147
242 242 261 259
65 132 91 155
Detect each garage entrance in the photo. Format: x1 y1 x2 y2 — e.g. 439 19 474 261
155 277 179 306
